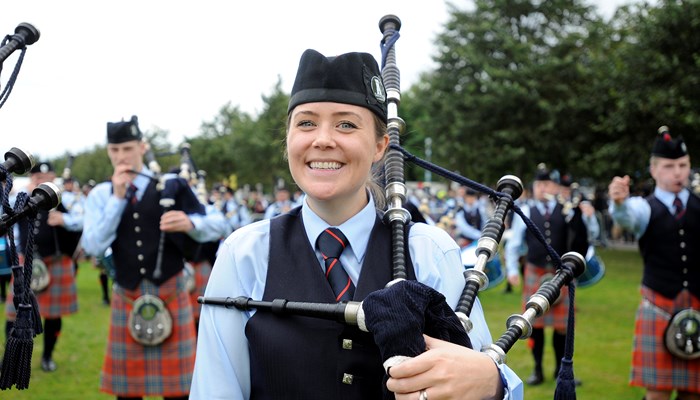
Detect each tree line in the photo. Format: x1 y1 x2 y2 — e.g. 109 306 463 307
51 0 700 195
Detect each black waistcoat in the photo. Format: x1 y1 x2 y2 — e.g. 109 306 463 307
112 179 198 290
19 202 81 258
525 203 568 267
458 206 482 230
639 193 700 298
247 207 415 400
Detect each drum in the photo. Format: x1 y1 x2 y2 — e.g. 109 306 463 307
460 241 505 290
577 245 605 288
0 236 10 277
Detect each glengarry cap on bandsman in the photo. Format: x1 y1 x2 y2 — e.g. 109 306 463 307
30 161 54 174
651 125 688 159
534 162 560 184
287 49 387 122
107 115 143 144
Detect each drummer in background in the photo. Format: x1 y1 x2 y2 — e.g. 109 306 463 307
192 48 522 399
4 162 82 373
608 126 700 400
454 186 489 248
504 163 588 386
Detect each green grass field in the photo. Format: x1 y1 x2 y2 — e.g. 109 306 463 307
0 247 648 399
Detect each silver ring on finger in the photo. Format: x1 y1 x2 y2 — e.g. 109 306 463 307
419 389 428 400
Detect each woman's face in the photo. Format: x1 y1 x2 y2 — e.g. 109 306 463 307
286 102 388 208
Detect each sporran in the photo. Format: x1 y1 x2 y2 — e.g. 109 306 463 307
30 257 51 292
127 294 173 346
664 308 700 360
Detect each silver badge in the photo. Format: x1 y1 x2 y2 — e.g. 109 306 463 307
371 76 386 103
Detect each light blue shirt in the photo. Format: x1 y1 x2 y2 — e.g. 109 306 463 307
58 190 85 232
81 167 227 257
608 187 689 239
191 195 523 399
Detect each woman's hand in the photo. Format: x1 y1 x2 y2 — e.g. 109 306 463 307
386 334 504 400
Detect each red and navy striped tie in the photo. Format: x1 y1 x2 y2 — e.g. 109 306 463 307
673 196 685 220
317 227 354 302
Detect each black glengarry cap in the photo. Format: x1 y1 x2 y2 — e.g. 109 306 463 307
534 162 560 184
107 115 142 144
652 126 688 159
288 49 387 122
30 161 53 174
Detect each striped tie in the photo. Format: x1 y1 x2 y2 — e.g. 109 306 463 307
673 196 685 220
316 228 354 302
126 183 138 205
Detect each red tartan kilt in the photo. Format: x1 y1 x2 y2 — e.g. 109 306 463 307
5 255 78 319
522 262 570 330
100 273 196 397
630 286 700 392
188 260 212 320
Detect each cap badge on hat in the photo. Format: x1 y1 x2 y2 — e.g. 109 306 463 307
130 124 140 138
40 163 49 173
371 76 386 103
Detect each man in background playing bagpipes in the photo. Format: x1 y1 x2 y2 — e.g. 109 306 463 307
504 164 588 386
3 161 82 373
608 126 699 400
81 116 227 400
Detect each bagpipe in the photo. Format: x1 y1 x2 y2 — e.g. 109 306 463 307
0 147 62 390
178 142 209 206
176 142 214 292
199 14 587 398
129 143 206 281
0 22 39 111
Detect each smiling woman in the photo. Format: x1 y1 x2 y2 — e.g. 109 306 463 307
190 45 523 399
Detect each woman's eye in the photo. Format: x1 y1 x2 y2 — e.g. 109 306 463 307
338 121 358 129
297 120 315 127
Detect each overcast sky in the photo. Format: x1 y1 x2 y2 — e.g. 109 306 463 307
0 0 637 161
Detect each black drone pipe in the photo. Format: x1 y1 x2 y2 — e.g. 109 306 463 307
0 23 40 64
455 175 523 333
0 182 61 236
483 252 586 364
0 147 34 182
378 15 411 283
